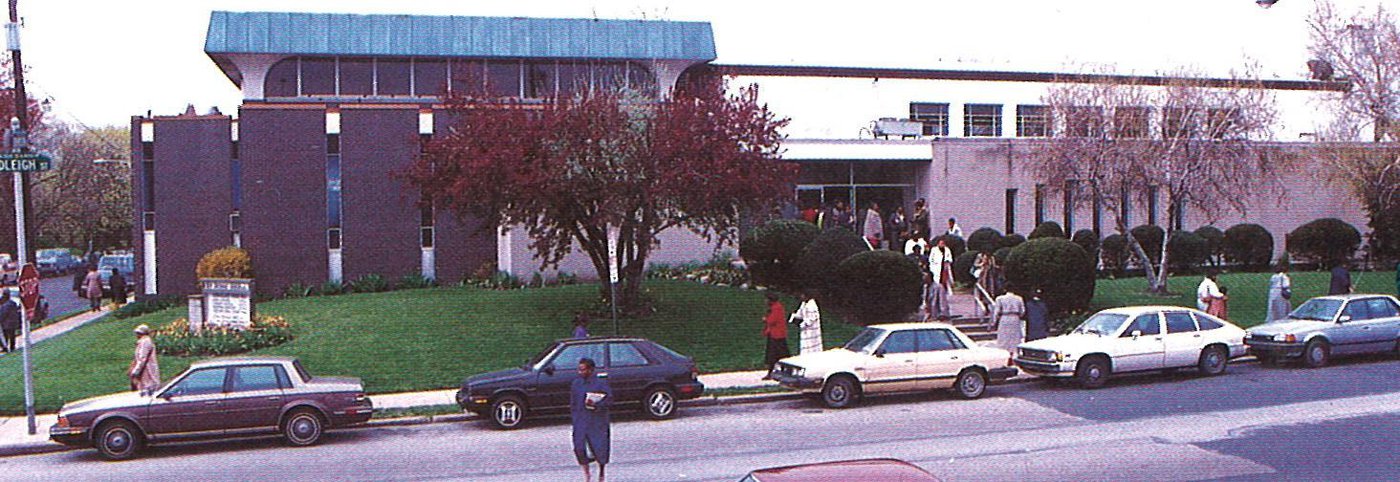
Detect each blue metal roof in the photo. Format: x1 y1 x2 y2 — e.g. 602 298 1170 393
205 11 716 61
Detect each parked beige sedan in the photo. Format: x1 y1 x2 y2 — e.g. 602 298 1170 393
770 323 1017 408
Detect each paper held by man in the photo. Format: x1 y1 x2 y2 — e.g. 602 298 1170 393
585 392 606 410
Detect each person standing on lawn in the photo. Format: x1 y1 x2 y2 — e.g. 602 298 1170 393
129 324 161 395
761 291 790 373
570 357 612 482
0 289 18 353
1329 261 1352 295
1265 263 1292 324
788 291 823 355
83 266 103 312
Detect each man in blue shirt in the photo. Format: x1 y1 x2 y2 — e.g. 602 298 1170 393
571 357 612 482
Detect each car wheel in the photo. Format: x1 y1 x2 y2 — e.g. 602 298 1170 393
490 395 527 429
1198 345 1228 376
642 386 677 420
281 408 325 446
1303 339 1330 368
1076 357 1110 389
821 375 858 409
954 369 987 399
94 419 143 461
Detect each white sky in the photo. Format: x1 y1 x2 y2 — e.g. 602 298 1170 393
16 0 1379 127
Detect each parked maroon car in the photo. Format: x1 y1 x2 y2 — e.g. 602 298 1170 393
50 356 373 460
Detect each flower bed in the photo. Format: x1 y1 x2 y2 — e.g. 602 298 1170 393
152 315 294 357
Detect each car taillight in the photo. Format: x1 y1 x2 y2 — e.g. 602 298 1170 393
690 365 699 380
354 393 368 404
55 416 69 428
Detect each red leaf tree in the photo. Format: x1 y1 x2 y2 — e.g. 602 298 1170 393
405 71 795 309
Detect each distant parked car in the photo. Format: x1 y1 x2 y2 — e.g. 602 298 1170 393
49 356 373 460
456 337 705 429
770 323 1018 408
36 248 81 275
0 253 15 285
741 458 940 482
1245 294 1400 367
1014 306 1247 388
98 253 135 292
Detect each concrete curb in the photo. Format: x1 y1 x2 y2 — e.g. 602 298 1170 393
0 441 74 458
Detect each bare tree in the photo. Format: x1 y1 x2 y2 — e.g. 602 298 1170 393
1030 70 1283 293
1308 1 1400 142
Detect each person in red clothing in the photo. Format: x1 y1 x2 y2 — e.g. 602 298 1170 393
761 291 790 374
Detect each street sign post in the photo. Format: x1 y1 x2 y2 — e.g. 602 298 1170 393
0 152 50 172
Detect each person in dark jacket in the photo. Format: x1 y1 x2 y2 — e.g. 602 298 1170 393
1024 289 1051 342
1329 262 1352 295
570 357 612 482
72 266 87 297
0 289 19 353
109 268 128 307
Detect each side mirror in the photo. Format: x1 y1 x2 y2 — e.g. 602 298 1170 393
542 366 555 376
1337 315 1352 323
874 349 886 358
1131 330 1143 339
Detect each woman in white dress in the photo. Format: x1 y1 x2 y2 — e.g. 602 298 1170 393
992 290 1026 353
1265 263 1292 324
788 292 824 354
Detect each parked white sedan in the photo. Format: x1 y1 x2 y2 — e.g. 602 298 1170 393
770 322 1017 408
1013 306 1247 388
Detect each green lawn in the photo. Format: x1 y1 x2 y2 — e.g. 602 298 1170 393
1089 270 1398 328
0 281 859 414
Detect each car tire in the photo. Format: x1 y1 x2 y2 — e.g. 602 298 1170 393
281 408 326 446
642 386 677 420
1303 339 1330 368
821 375 858 409
94 419 143 461
490 395 527 429
1197 345 1228 376
953 369 987 399
1075 357 1110 389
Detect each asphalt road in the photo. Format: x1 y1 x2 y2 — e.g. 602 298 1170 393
38 275 88 317
1 356 1395 481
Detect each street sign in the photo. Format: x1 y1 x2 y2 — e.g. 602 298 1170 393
0 152 51 172
17 263 38 311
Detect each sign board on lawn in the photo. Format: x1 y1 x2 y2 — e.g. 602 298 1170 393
187 295 205 333
200 278 254 330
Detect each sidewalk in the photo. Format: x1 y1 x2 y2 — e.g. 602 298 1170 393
0 307 113 456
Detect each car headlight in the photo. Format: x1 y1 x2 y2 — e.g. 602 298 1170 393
791 366 805 378
1273 333 1296 343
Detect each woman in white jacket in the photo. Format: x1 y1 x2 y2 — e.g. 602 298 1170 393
789 292 824 354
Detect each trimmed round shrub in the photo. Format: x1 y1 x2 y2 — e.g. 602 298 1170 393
965 227 1005 254
1029 221 1066 239
1223 223 1274 270
741 219 821 292
932 234 966 260
196 246 254 280
1167 230 1208 271
1004 238 1096 314
993 247 1012 265
1071 229 1099 258
796 227 870 296
1131 225 1166 262
1003 233 1027 248
952 251 979 286
831 251 924 325
1100 233 1128 275
1286 218 1361 266
1195 226 1224 265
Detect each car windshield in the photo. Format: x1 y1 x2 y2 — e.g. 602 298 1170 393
842 328 885 354
1288 299 1342 321
526 342 560 368
99 256 133 270
37 250 62 259
1073 313 1130 336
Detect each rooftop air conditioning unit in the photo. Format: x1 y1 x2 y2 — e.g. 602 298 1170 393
873 118 922 139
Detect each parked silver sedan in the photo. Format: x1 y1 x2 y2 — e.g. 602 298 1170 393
1245 294 1400 367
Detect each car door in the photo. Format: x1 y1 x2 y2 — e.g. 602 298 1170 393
1113 313 1166 372
1161 311 1204 368
604 342 653 404
1330 300 1373 355
143 367 229 435
914 328 967 390
221 364 288 430
863 330 920 393
1360 298 1400 352
533 342 607 410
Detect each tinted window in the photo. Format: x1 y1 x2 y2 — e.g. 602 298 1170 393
609 343 650 367
1342 301 1371 321
550 343 607 370
230 365 282 392
414 59 448 96
917 329 961 351
339 58 373 95
377 59 412 95
1194 313 1225 330
291 360 312 383
484 60 521 97
1120 314 1160 337
169 368 227 397
880 331 919 354
1165 312 1198 333
265 57 299 97
301 57 336 95
1364 298 1400 318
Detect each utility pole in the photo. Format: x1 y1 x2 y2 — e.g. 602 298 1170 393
6 0 36 435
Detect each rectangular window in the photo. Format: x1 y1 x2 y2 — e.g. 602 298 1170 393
338 58 373 96
963 104 1002 137
327 154 342 228
1064 106 1105 137
420 227 434 248
556 60 587 98
1120 185 1131 228
143 212 156 231
450 59 483 96
1172 199 1186 231
1147 185 1159 226
300 57 336 95
1016 105 1049 137
909 103 950 137
1005 189 1018 234
485 59 522 98
1034 184 1046 227
141 141 154 160
327 134 340 155
1092 189 1103 236
142 161 155 212
229 212 241 232
376 59 412 96
231 157 241 210
1206 108 1239 139
1063 180 1077 234
1162 107 1196 138
1114 106 1151 138
327 228 342 250
419 133 432 154
413 59 448 97
525 61 556 98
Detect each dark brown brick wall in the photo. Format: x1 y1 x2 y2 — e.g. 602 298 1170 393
430 109 496 284
340 108 420 284
149 116 235 295
239 107 327 296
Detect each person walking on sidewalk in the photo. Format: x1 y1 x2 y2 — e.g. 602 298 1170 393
83 267 103 312
760 292 790 373
0 289 19 353
570 357 612 482
992 289 1026 353
129 324 161 395
788 291 823 355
